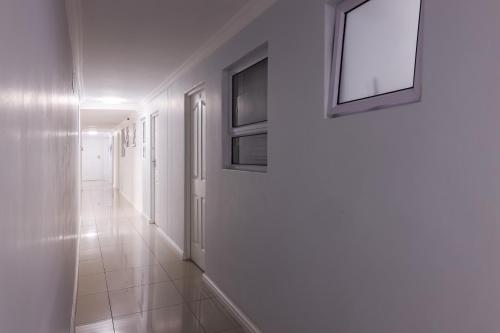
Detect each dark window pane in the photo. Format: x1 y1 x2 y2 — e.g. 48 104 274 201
232 58 268 127
232 134 267 166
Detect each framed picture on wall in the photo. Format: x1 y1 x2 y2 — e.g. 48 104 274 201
120 129 126 157
125 126 130 147
131 123 137 147
141 118 146 158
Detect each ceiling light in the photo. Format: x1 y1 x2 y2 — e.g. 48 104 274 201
96 96 127 105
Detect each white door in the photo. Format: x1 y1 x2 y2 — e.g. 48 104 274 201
151 113 160 224
82 135 110 181
190 90 206 269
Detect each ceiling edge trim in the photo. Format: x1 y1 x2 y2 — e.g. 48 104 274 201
141 0 277 105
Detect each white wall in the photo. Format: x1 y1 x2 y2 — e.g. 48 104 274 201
115 115 150 217
0 0 79 332
82 133 112 182
141 0 500 332
145 91 184 242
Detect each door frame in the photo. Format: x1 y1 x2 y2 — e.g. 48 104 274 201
184 82 205 261
150 111 160 225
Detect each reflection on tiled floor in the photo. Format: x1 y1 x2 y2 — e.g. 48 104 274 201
76 181 242 333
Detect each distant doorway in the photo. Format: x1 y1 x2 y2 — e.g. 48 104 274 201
82 133 112 182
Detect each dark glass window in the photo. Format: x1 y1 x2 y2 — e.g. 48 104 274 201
232 134 267 166
232 58 268 127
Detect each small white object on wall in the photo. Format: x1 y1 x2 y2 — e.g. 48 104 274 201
132 123 137 147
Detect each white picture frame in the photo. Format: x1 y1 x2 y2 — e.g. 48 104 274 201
125 126 130 147
120 129 126 157
131 123 137 147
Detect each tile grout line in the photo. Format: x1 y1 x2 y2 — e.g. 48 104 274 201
107 301 187 323
97 199 208 330
92 190 174 330
80 184 236 332
96 206 117 333
75 203 98 328
171 278 210 333
122 206 215 332
101 214 189 324
125 215 182 275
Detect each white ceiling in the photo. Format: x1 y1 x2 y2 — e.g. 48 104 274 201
80 108 134 131
79 0 249 129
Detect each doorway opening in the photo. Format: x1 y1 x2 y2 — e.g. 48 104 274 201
185 84 206 270
82 132 112 183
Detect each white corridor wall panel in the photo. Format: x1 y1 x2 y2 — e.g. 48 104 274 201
0 0 79 332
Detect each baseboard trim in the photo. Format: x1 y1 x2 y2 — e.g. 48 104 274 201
117 190 147 222
116 191 151 224
118 190 140 212
69 219 81 333
115 191 182 257
202 275 262 333
141 212 152 223
155 225 184 257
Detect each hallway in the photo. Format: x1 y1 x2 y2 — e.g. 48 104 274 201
76 182 243 333
6 0 500 332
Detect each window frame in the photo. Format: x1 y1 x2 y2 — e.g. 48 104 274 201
328 0 424 118
223 43 268 173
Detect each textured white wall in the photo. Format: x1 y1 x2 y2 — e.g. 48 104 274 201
144 0 500 332
0 0 80 332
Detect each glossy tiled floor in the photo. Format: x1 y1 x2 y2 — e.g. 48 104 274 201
76 181 244 333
